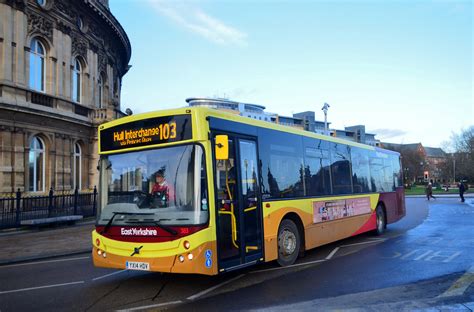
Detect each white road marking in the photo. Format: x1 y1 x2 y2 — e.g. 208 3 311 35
0 256 90 269
120 237 387 310
187 274 245 300
116 274 247 311
252 238 388 274
438 265 474 298
92 269 128 281
367 237 386 241
0 281 84 295
413 250 434 261
116 300 183 311
250 259 326 274
325 247 340 260
341 239 386 247
399 249 425 260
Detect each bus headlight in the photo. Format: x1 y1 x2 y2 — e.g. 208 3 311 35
98 249 102 256
178 255 185 263
187 253 193 260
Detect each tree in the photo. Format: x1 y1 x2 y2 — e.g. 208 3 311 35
449 126 474 182
400 148 425 183
386 144 424 183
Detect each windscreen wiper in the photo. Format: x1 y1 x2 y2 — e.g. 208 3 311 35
125 220 178 236
100 212 154 234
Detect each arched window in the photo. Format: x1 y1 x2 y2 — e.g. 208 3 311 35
73 143 82 190
29 38 45 92
72 58 82 103
97 75 104 108
29 136 45 192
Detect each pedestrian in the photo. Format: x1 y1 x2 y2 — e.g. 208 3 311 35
426 182 436 200
459 181 466 203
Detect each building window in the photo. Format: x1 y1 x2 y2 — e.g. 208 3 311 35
29 38 45 92
97 75 104 108
72 58 82 103
29 136 45 192
73 143 82 190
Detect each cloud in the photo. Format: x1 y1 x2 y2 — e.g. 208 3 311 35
370 128 407 140
147 0 247 46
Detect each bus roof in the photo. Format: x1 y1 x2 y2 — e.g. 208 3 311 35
99 106 398 155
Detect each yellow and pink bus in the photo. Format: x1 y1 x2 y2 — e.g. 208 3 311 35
92 107 405 275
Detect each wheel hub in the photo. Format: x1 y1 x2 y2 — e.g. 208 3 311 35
377 211 383 231
280 230 296 256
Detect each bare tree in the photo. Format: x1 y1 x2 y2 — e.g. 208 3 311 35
449 126 474 182
401 148 424 183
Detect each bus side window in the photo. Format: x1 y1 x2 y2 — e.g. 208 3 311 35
304 147 331 196
258 129 304 199
330 143 352 195
351 147 372 193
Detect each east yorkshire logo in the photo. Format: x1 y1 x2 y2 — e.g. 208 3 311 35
121 228 158 236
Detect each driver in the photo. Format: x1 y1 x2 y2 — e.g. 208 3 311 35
151 169 174 204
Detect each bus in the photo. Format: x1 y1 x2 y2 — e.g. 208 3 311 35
92 107 405 275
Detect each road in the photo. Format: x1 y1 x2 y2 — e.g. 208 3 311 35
0 197 473 311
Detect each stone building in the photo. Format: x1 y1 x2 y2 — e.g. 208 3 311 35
381 142 448 183
0 0 131 194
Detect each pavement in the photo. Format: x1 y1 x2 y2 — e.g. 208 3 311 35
0 219 94 265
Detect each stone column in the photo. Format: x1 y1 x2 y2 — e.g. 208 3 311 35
13 8 26 87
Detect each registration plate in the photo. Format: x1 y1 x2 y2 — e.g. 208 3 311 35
126 261 150 271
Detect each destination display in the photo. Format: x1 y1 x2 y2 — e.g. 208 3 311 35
100 114 192 152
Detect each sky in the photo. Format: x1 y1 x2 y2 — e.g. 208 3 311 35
110 0 473 148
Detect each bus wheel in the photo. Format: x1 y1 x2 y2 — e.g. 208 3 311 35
374 204 386 236
277 219 300 266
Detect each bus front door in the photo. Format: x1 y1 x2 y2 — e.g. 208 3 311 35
214 135 263 272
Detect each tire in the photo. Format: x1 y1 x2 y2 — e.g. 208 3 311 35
374 204 386 236
277 219 300 266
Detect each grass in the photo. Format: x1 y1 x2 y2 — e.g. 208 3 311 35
404 185 473 196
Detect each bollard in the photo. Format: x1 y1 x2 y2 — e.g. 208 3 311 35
74 188 78 215
93 186 97 216
48 187 53 217
15 188 21 226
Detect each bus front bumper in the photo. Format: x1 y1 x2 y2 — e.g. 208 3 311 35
92 230 218 275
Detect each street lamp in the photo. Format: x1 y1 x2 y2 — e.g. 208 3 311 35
321 102 330 136
453 157 456 183
419 162 424 183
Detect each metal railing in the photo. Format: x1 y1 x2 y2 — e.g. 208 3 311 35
0 187 97 229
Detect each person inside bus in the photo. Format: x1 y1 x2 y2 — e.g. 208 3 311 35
151 169 174 207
